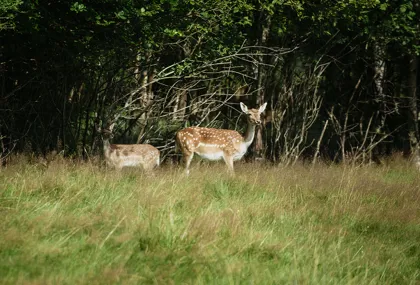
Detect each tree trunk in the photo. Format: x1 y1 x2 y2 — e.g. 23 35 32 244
373 41 387 132
173 89 188 121
408 54 419 169
254 13 271 159
137 67 155 143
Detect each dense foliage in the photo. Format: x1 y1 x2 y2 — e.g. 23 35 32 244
1 0 419 164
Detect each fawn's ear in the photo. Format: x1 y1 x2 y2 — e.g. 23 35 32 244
259 102 267 113
240 102 249 114
108 123 115 131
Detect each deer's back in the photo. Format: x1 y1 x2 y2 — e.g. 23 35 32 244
176 127 243 152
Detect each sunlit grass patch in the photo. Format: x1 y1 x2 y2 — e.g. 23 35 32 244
382 169 417 184
0 158 419 284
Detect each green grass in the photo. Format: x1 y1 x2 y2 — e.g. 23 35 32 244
0 156 419 284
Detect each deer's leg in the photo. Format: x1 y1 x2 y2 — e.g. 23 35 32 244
115 163 123 171
223 152 234 174
142 163 156 177
143 156 159 172
142 163 153 173
182 151 194 176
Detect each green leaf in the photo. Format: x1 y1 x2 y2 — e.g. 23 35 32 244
379 3 387 11
116 11 126 20
70 2 87 13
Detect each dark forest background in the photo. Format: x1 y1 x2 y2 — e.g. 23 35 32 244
1 0 419 166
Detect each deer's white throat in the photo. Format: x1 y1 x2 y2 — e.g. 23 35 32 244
243 123 256 147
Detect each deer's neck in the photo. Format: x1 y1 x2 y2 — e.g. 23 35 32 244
243 122 256 147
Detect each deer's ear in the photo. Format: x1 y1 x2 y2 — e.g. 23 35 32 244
259 102 267 113
108 123 115 131
240 102 249 114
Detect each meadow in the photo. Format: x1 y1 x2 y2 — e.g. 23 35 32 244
0 156 419 284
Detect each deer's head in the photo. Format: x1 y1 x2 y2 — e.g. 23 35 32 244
240 102 267 126
97 122 115 140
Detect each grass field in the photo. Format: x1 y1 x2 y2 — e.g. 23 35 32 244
1 156 419 284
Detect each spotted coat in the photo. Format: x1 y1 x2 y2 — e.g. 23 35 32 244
104 143 160 170
176 102 267 175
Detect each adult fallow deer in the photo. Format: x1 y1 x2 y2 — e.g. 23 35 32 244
98 123 160 171
176 102 267 175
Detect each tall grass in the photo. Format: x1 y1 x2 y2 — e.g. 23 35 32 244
1 156 419 284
